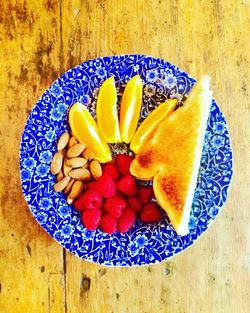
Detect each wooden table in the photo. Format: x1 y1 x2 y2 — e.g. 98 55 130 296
0 1 249 312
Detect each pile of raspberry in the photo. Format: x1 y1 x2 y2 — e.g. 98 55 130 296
73 154 163 234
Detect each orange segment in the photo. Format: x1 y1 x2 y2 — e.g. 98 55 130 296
96 76 121 143
69 102 112 163
130 99 177 154
119 75 143 143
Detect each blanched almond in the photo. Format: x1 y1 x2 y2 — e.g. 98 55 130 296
50 151 63 175
66 157 87 168
54 176 71 192
56 170 64 182
57 132 70 151
69 180 84 199
83 148 94 160
67 143 86 158
68 168 91 181
90 160 102 179
63 158 71 176
68 136 78 148
64 178 75 194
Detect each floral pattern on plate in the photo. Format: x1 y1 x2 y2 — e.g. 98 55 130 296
20 54 233 266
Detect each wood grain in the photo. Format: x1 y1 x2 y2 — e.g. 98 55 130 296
0 1 64 313
0 0 249 312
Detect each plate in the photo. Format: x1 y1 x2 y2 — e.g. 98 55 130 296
20 54 233 266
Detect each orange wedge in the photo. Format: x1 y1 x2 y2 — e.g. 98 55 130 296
69 102 112 163
96 76 121 143
130 99 177 154
120 75 143 143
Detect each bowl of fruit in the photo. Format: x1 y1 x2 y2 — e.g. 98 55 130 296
20 55 233 266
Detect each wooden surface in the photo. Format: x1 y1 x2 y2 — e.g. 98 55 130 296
0 1 249 312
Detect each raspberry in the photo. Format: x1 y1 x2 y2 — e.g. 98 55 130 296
116 174 137 196
127 197 142 213
102 163 120 182
117 207 136 233
82 209 101 230
109 156 117 164
138 186 154 204
100 214 117 234
90 174 116 198
81 189 102 210
103 196 127 218
87 181 97 190
140 202 162 223
73 193 85 211
116 154 134 175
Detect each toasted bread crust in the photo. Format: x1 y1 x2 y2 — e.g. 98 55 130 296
130 76 212 235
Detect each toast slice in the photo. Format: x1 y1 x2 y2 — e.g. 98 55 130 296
130 76 212 235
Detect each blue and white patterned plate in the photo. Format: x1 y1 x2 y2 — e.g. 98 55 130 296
20 55 233 266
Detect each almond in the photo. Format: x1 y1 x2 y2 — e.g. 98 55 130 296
82 162 89 169
64 178 75 194
67 143 86 158
54 176 71 192
68 136 78 148
90 160 102 179
63 158 71 176
83 148 94 160
69 180 85 199
66 157 87 168
57 132 70 151
68 168 91 181
50 151 63 175
56 170 64 182
60 148 66 157
67 195 73 205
